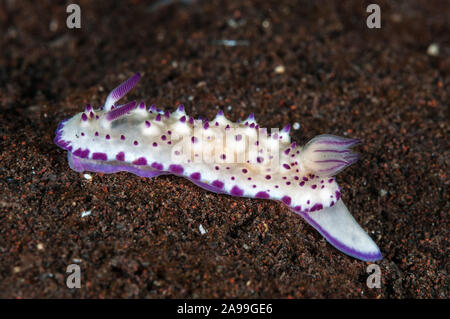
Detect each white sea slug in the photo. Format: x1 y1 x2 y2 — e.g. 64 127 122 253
55 73 382 261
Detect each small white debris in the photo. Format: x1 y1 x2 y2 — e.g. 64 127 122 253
227 105 232 111
81 210 91 217
199 224 207 235
262 19 270 28
188 95 194 101
214 39 249 47
243 244 249 250
83 173 92 180
37 243 44 251
380 189 388 197
274 65 285 74
72 258 82 263
427 43 439 57
293 122 301 130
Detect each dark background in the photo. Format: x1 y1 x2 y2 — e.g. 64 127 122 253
0 0 448 298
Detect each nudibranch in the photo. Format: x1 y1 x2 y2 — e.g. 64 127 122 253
54 72 382 261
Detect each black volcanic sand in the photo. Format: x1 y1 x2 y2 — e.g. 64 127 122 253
0 0 448 298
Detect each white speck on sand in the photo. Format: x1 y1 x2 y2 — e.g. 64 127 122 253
83 173 92 180
199 224 207 235
427 43 439 56
81 210 91 217
275 65 285 74
293 122 300 130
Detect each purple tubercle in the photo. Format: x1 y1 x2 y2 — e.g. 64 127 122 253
211 180 224 189
81 113 88 121
282 196 292 205
151 162 164 170
133 157 147 165
190 172 201 180
255 191 270 199
116 152 125 161
92 152 108 161
169 164 184 174
230 186 244 196
73 148 90 158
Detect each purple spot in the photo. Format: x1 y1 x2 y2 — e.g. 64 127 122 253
180 116 186 123
134 140 139 146
92 152 107 161
151 162 164 170
235 134 242 141
220 154 226 160
81 132 84 136
155 114 161 121
169 164 184 174
121 135 125 140
133 157 147 165
161 135 167 141
106 134 110 140
255 191 270 199
230 186 244 196
215 166 219 170
284 148 291 155
286 182 291 185
242 169 248 174
335 191 341 200
299 181 305 187
282 196 291 205
311 185 317 189
265 175 271 180
310 203 323 212
116 152 125 161
73 148 90 158
328 179 334 183
191 136 198 144
95 132 99 136
153 142 158 147
307 200 310 205
303 176 309 182
212 180 224 189
145 120 151 127
283 164 291 169
294 206 302 212
81 113 88 121
190 172 201 180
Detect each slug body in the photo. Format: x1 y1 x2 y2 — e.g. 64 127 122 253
55 73 382 261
